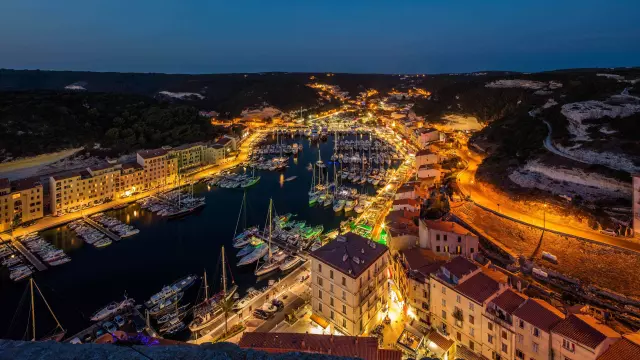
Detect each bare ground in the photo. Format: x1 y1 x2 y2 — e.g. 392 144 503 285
453 203 640 299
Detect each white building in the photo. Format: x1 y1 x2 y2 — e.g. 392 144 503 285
419 220 479 258
415 128 443 147
310 232 391 335
551 314 620 360
512 298 565 360
415 149 439 170
417 165 442 182
481 289 528 360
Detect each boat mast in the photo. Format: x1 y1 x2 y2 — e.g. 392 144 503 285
30 279 36 340
204 270 208 300
267 199 273 260
31 279 64 340
222 246 227 295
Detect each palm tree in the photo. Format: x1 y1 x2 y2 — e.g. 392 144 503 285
219 298 235 336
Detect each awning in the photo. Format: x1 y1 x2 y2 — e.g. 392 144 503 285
310 314 329 329
426 330 455 352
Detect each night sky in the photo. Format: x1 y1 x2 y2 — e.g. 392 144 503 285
1 0 639 74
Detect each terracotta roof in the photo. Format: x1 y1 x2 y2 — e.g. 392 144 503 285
456 272 502 304
426 330 455 351
397 184 415 193
456 344 490 360
442 256 478 279
0 178 10 189
393 198 419 207
597 336 640 360
238 332 401 360
423 219 472 236
552 314 620 349
10 177 42 192
512 298 565 332
310 232 388 279
138 148 167 159
416 149 435 156
490 289 528 315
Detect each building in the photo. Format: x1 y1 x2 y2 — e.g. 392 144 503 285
415 149 439 170
216 135 237 152
430 257 509 356
238 332 402 360
512 298 565 360
415 128 443 147
419 220 479 258
0 177 44 232
481 289 528 360
417 164 442 182
49 164 120 216
392 198 420 212
597 332 640 360
395 184 417 200
136 148 178 190
115 162 144 198
385 209 420 251
633 174 639 237
394 247 444 330
310 232 391 335
551 314 621 360
169 142 205 172
204 144 226 165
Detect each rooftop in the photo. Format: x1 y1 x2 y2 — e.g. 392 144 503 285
87 162 115 171
173 142 203 150
423 219 472 236
310 232 388 279
51 171 81 181
10 177 42 192
0 178 10 189
416 127 438 134
597 335 640 360
238 332 401 360
512 298 565 332
121 162 144 170
401 248 444 283
456 271 502 304
552 314 620 349
441 256 478 279
216 137 232 145
393 198 419 207
416 149 435 157
138 148 168 159
490 289 528 315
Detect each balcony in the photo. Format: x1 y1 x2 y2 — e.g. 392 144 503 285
485 307 513 328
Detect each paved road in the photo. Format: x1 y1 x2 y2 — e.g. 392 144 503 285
455 146 640 253
0 132 262 242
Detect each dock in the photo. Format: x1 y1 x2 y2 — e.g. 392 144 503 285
11 239 47 271
65 305 146 343
83 216 121 242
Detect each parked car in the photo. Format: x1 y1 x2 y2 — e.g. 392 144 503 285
599 229 617 237
114 315 125 327
102 321 117 333
132 316 146 333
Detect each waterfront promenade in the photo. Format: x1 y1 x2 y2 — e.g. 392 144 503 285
0 132 262 243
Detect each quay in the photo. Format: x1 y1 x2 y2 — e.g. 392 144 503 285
82 216 121 242
65 306 147 343
11 238 47 271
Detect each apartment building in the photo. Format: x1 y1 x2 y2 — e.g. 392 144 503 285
512 298 565 360
551 314 621 360
417 164 442 182
392 198 420 212
393 247 444 330
415 128 442 148
115 162 145 198
633 174 639 237
0 177 44 232
430 257 509 356
310 232 391 335
481 289 528 360
419 220 479 258
415 149 439 170
49 164 119 216
597 333 640 360
204 144 227 165
170 142 205 172
136 148 178 190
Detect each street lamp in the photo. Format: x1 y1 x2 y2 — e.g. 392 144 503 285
543 203 547 229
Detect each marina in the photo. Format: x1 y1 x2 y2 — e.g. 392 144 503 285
0 129 406 342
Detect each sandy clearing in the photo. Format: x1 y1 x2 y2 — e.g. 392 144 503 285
0 148 82 180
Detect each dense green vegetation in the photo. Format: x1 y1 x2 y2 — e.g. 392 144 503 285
0 91 215 158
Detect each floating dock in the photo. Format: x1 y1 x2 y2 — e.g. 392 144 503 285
11 239 47 271
83 217 121 242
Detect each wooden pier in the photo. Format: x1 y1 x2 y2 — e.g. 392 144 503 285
83 216 121 241
11 239 47 271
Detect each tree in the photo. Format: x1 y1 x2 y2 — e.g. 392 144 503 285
219 298 235 335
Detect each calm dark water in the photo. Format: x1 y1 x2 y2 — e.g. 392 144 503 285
0 134 381 340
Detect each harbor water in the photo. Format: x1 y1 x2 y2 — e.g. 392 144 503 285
0 134 384 340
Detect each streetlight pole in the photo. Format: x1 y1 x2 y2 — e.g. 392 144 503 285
543 203 547 229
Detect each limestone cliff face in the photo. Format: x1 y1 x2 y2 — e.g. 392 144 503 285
0 340 356 360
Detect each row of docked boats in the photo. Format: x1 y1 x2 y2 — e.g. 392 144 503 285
137 187 206 219
1 243 34 281
142 273 199 335
90 294 136 322
90 213 140 237
252 143 299 155
20 232 71 267
208 170 260 188
69 220 113 248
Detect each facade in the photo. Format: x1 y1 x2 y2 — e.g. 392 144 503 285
0 177 44 232
481 289 528 360
419 220 479 258
49 164 119 216
169 143 205 172
395 184 417 200
392 198 420 212
512 298 565 360
634 174 639 237
551 314 621 360
136 149 178 190
310 232 391 335
238 332 402 360
415 128 442 147
385 210 420 252
115 162 145 198
430 257 509 357
415 149 439 170
204 144 226 165
417 165 442 181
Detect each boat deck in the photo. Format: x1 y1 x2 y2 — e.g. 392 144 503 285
83 217 121 242
11 239 47 271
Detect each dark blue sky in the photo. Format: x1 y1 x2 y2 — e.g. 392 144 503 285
2 0 639 74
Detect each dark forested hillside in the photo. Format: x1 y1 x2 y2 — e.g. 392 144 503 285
0 91 215 158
